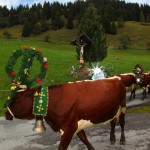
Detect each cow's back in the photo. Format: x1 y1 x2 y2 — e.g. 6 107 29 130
143 73 150 86
46 78 126 131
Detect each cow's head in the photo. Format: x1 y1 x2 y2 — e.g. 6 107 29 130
5 89 35 121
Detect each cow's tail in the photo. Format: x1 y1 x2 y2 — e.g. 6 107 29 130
115 82 126 122
114 106 126 122
119 82 126 121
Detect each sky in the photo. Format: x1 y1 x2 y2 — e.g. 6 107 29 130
0 0 150 9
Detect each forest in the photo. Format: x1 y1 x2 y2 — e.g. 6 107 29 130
0 0 150 37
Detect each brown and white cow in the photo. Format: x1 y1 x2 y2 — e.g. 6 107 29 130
115 73 135 99
5 78 126 150
135 72 150 100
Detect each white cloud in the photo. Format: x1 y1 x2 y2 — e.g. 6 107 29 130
125 0 150 5
0 0 149 9
0 0 76 9
1 0 20 9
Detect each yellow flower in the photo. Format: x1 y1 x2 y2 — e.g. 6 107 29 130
40 93 43 97
17 82 21 85
24 68 27 74
34 91 38 96
31 47 36 50
7 96 10 100
11 86 17 90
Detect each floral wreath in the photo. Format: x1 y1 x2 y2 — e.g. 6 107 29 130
5 45 48 107
132 64 144 75
132 64 144 84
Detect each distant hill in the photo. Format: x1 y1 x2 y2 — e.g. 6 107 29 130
0 21 149 49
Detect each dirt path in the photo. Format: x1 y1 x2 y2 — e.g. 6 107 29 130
0 91 150 150
0 113 150 150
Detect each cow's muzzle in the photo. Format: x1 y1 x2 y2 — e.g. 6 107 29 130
5 107 14 120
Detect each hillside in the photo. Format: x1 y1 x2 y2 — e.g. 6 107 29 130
0 21 149 49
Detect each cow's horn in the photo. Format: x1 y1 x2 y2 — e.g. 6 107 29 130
18 85 27 89
12 83 27 89
33 120 46 133
14 84 27 92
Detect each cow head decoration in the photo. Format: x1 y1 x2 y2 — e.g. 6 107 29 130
5 46 48 132
133 64 144 85
5 86 47 133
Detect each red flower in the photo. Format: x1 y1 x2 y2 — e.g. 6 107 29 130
38 49 42 53
82 69 89 74
10 72 15 77
36 78 41 84
23 45 28 50
44 64 48 69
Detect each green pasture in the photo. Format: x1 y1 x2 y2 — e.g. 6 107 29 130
127 103 150 113
0 39 150 116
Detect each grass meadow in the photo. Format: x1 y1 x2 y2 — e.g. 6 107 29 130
0 21 150 116
1 39 150 115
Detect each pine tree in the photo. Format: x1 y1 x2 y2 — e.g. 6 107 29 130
22 23 31 37
42 1 51 20
66 15 74 29
102 10 111 33
110 22 117 34
51 11 64 30
140 11 145 24
77 3 107 62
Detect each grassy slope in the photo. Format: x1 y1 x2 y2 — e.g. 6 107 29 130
0 21 150 48
107 21 150 49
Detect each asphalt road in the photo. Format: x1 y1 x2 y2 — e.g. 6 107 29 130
0 91 150 150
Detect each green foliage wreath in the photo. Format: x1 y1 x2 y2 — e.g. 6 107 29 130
5 45 48 107
5 45 48 87
132 64 144 84
132 64 144 75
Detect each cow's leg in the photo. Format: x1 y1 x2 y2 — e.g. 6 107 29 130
129 91 132 100
119 112 125 145
77 130 95 150
133 87 136 99
148 86 150 94
110 119 116 144
58 126 77 150
142 87 146 100
129 89 135 100
129 84 136 100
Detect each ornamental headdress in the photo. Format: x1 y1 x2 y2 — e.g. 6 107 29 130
132 64 144 75
132 64 144 84
5 46 48 107
5 45 49 132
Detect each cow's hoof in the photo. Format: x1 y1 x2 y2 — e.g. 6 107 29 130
120 140 125 145
110 139 116 145
88 147 95 150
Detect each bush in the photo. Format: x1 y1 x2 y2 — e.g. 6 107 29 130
32 22 42 35
110 22 117 34
147 41 150 50
3 31 12 38
119 35 131 49
117 18 125 28
44 35 50 42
